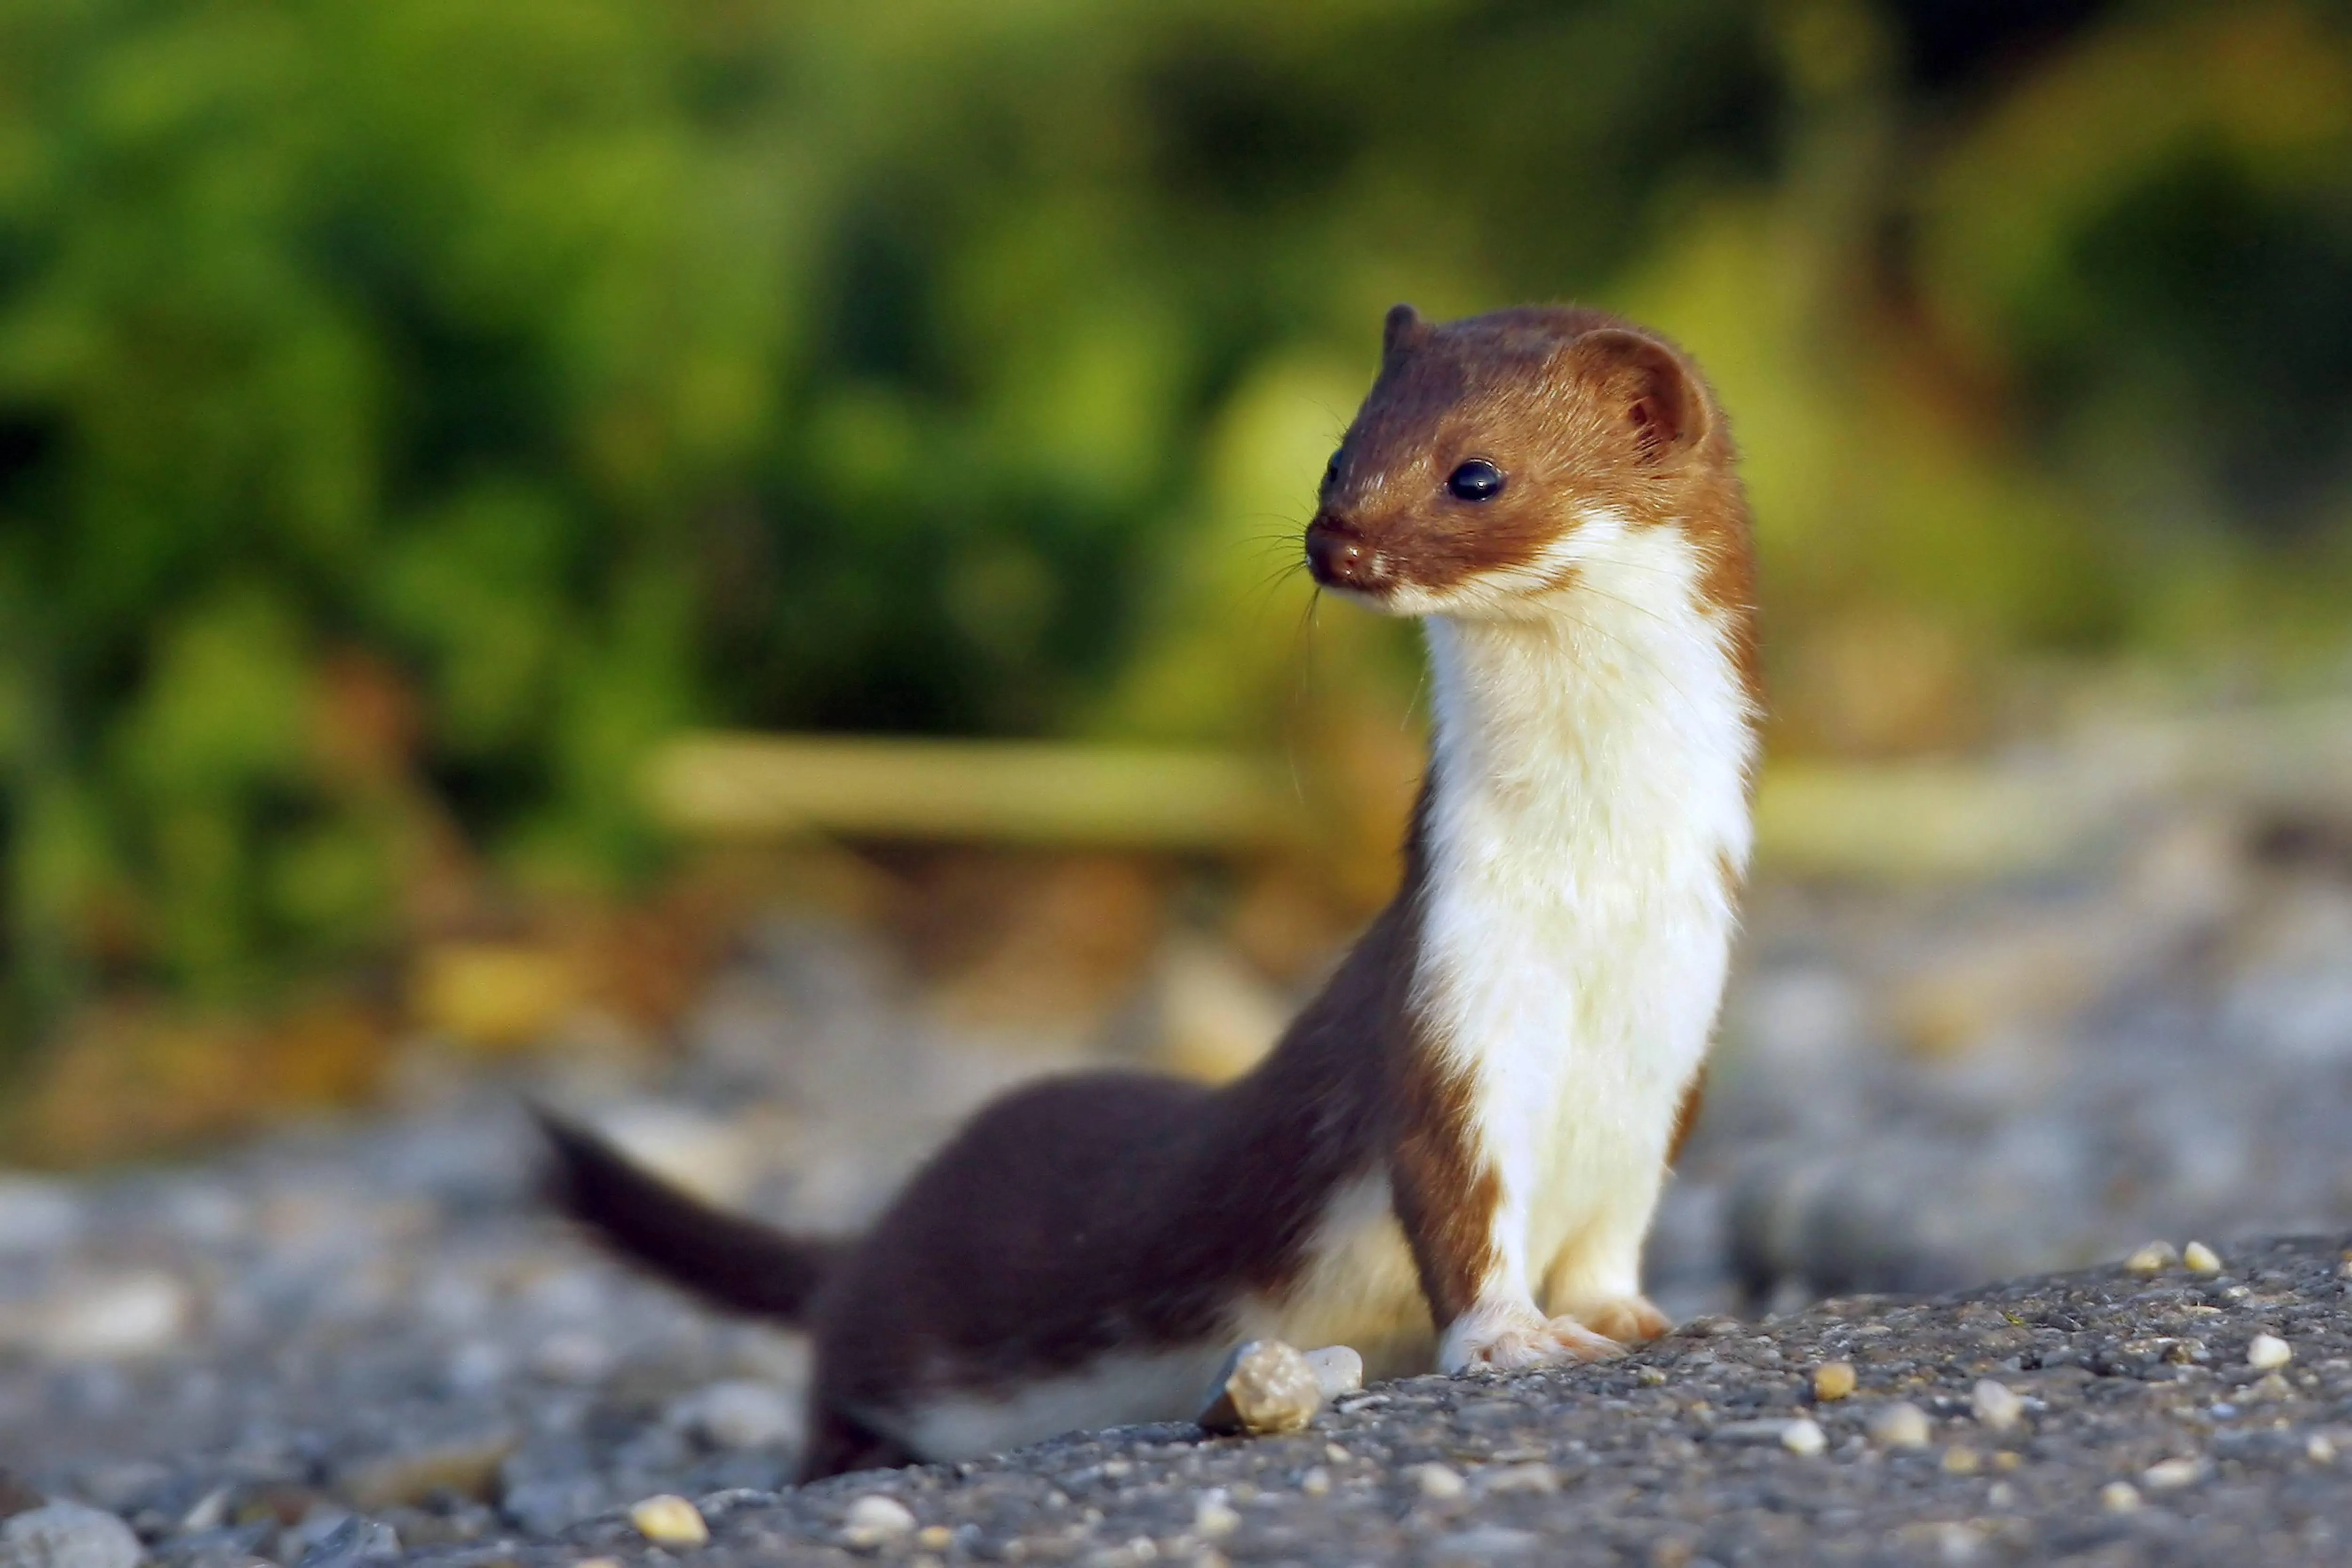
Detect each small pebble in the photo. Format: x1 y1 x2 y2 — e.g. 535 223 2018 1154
840 1496 917 1550
669 1380 801 1450
915 1526 953 1551
176 1487 230 1533
1197 1341 1321 1437
1940 1446 1980 1476
30 1274 191 1361
2099 1481 2141 1513
2123 1242 2178 1275
1812 1361 1856 1402
1476 1462 1559 1494
2181 1241 2221 1275
2307 1433 2336 1465
531 1329 617 1386
1678 1315 1743 1338
1192 1494 1239 1539
2141 1458 2202 1492
1708 1418 1821 1454
0 1501 144 1568
1970 1378 2023 1432
1431 1525 1539 1560
337 1431 517 1510
1868 1401 1932 1449
1297 1467 1330 1497
2247 1334 2292 1370
1412 1464 1467 1500
1301 1345 1364 1400
628 1495 708 1548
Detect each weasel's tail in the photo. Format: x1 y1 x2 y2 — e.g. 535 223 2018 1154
537 1109 846 1324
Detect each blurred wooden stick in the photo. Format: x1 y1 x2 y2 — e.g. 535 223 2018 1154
645 733 1301 851
647 700 2352 877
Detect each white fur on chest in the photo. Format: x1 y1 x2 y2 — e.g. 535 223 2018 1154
1415 515 1755 1297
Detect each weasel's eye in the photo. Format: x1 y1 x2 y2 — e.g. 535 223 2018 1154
1321 451 1342 491
1446 459 1505 502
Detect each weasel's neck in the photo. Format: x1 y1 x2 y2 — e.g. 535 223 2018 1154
1419 521 1756 897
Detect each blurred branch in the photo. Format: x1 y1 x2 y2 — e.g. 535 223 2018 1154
651 700 2352 878
644 733 1300 850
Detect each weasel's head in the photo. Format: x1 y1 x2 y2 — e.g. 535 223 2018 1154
1303 304 1746 622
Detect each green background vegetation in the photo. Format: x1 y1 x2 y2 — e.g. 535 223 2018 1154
1 0 2349 1061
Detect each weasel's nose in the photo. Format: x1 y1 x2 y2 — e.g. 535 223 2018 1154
1305 515 1379 591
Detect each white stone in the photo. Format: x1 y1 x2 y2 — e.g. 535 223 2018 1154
1970 1379 2024 1432
1300 1345 1363 1400
2099 1481 2141 1513
1191 1494 1240 1539
1868 1401 1932 1449
1412 1464 1466 1500
669 1381 801 1450
1780 1418 1827 1457
528 1329 614 1385
840 1496 916 1550
0 1502 144 1568
32 1274 190 1361
1474 1462 1560 1494
2307 1433 2336 1465
2181 1241 2221 1275
1929 1523 1982 1564
2123 1242 2177 1275
1432 1526 1541 1560
2247 1334 2292 1370
2141 1458 2203 1492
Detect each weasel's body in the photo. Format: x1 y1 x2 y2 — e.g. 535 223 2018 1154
548 304 1758 1479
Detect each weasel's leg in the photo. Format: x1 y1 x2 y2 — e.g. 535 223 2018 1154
1391 1055 1621 1374
1540 1203 1672 1348
1537 1067 1706 1347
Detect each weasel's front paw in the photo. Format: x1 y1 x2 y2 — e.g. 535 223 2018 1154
1574 1294 1672 1347
1441 1302 1624 1373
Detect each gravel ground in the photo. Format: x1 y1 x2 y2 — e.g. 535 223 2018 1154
512 1235 2352 1568
5 777 2352 1565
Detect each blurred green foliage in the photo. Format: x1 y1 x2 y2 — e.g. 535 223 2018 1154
1 0 2350 1036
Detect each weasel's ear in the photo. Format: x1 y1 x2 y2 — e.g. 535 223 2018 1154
1574 328 1710 467
1383 303 1429 360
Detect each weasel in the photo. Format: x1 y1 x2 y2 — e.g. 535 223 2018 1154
546 303 1759 1480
